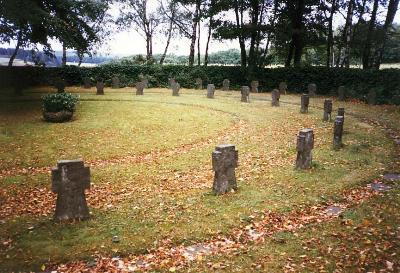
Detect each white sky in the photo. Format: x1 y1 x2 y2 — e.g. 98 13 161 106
3 2 400 57
79 2 400 57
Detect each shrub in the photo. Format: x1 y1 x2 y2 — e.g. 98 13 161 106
42 93 79 113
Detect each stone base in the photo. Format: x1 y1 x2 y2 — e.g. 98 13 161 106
43 111 73 123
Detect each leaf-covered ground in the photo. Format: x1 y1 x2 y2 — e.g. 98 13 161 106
0 86 399 272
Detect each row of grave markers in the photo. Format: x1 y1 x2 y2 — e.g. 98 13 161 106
51 99 346 221
81 76 378 105
45 75 381 105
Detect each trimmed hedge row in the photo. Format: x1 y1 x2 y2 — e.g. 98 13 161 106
1 65 399 104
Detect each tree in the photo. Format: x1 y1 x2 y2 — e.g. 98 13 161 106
1 0 51 66
372 0 400 69
203 0 216 66
54 0 111 66
340 0 355 68
212 0 276 69
362 0 379 69
158 0 179 64
118 0 160 61
284 0 306 67
322 0 338 67
0 0 111 67
381 24 400 63
159 0 203 66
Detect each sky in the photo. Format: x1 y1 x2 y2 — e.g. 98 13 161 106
3 2 400 58
85 2 400 57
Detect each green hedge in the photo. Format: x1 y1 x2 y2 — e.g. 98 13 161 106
1 65 399 104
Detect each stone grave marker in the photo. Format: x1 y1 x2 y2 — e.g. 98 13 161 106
207 84 215 99
96 81 104 95
368 182 392 192
14 81 24 96
338 107 345 122
172 82 180 96
325 205 343 216
139 74 149 88
212 144 238 195
367 90 377 105
295 129 314 169
54 78 66 93
250 81 259 93
333 116 344 150
195 78 203 90
241 86 250 102
279 82 287 95
323 99 333 121
300 94 310 113
222 79 230 91
338 86 345 101
271 89 280 106
383 173 400 181
136 82 144 95
308 83 317 96
112 76 120 89
169 78 176 89
83 77 91 89
141 78 149 89
51 159 90 221
338 107 345 117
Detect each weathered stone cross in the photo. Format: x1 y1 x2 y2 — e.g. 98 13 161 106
212 145 238 195
52 160 91 221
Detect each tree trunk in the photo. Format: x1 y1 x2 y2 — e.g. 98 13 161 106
292 0 305 68
234 0 247 67
260 0 278 68
248 0 260 71
204 17 212 66
8 32 22 67
149 33 153 60
341 0 354 68
260 36 271 68
285 0 305 67
197 21 201 66
62 43 67 67
146 37 150 60
160 18 174 65
362 0 379 69
326 0 336 67
372 0 399 69
188 1 200 67
285 40 294 67
349 0 367 65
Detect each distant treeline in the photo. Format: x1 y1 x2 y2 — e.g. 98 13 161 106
2 46 400 68
116 49 242 66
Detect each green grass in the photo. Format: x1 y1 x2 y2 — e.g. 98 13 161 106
185 186 400 272
0 87 398 272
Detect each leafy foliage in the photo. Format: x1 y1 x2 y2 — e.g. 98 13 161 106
42 92 79 112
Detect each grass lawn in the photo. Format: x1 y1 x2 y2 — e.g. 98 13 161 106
0 86 399 272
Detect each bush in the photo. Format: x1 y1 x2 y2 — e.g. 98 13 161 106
42 93 79 113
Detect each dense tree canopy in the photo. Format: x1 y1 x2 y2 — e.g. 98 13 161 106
1 0 399 69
